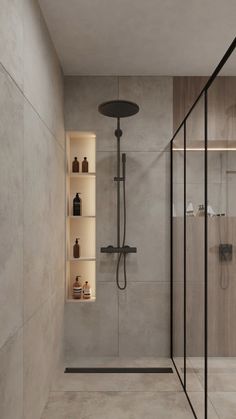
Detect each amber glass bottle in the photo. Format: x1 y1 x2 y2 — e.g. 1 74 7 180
83 281 91 299
82 157 89 173
73 238 80 258
72 157 79 172
73 193 81 216
73 276 82 299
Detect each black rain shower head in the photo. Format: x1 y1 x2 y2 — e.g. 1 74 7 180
98 100 139 118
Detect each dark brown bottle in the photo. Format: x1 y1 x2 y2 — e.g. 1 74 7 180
73 193 81 216
73 238 80 258
82 157 89 173
72 157 79 172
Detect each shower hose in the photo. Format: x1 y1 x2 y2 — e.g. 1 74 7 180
116 153 127 290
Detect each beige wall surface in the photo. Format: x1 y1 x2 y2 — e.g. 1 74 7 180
0 1 65 418
64 76 173 360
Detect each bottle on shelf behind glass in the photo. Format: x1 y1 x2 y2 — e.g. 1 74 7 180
82 157 89 173
197 204 205 217
73 238 80 258
83 281 91 299
73 275 82 299
73 192 82 216
72 157 79 173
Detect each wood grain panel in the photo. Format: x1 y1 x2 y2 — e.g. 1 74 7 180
173 217 236 356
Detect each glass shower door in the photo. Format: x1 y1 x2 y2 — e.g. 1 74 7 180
172 128 185 383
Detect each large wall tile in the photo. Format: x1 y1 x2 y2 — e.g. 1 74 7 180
96 151 117 282
97 151 170 283
23 300 52 419
0 66 23 348
65 282 118 360
23 101 52 321
125 151 169 282
23 0 64 146
0 330 23 419
47 130 65 296
24 99 65 321
119 282 169 356
0 0 23 88
64 76 118 151
50 290 65 375
119 76 173 151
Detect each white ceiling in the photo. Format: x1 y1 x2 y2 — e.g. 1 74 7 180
39 0 236 76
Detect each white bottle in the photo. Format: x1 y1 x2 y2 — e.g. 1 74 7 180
83 281 91 299
186 202 194 216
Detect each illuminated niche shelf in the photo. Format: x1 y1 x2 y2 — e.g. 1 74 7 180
66 132 96 302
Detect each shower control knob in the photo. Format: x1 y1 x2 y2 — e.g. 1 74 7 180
115 128 122 138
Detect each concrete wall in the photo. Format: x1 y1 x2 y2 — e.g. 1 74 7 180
0 1 65 418
64 76 173 360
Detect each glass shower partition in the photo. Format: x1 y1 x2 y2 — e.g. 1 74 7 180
171 38 236 419
172 127 185 384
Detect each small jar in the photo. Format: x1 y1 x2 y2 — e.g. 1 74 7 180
83 281 91 299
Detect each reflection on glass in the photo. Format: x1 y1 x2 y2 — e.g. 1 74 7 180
186 96 205 418
207 68 236 416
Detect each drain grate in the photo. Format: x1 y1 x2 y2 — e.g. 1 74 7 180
64 367 173 373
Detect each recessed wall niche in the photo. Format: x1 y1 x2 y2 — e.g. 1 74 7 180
66 132 96 301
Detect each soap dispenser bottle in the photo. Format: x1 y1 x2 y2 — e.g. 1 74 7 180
82 157 89 173
73 193 82 216
83 281 91 299
72 157 79 173
197 204 205 217
73 276 82 299
73 238 80 258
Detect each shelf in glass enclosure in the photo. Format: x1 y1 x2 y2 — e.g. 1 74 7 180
69 257 96 262
173 139 236 151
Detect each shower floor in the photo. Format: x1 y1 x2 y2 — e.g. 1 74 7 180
41 357 193 419
174 357 236 418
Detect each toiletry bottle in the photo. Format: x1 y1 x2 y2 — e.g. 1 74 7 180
73 193 81 216
186 202 194 217
82 157 89 173
197 204 205 217
73 238 80 258
73 276 82 299
83 281 91 299
72 157 79 173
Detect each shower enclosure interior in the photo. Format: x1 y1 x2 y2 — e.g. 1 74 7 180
171 38 236 418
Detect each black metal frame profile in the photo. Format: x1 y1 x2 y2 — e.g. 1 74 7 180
170 37 236 419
